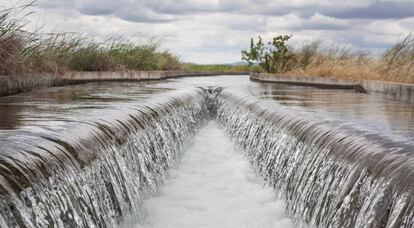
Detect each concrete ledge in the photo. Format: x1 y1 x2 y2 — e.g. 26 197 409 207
251 73 414 103
0 71 248 97
63 70 248 82
0 74 66 97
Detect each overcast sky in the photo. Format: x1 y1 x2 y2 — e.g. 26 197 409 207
2 0 414 64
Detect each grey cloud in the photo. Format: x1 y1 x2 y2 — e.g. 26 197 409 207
334 33 393 49
74 0 116 15
142 0 248 15
39 0 414 23
40 0 175 23
323 1 414 19
116 7 174 23
234 1 414 20
142 0 210 15
34 0 317 22
290 20 350 31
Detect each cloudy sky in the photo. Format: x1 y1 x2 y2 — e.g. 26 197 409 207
2 0 414 64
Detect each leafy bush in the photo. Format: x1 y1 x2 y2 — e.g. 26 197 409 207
241 35 297 73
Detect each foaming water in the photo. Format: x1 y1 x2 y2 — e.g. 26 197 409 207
215 90 414 227
132 122 294 228
0 89 210 227
1 75 414 227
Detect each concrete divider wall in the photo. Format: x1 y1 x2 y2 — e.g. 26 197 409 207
0 74 66 97
0 71 248 97
251 73 414 103
4 71 411 103
64 70 248 82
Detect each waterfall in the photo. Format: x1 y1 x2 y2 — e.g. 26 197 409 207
0 89 211 227
215 90 414 228
1 86 414 228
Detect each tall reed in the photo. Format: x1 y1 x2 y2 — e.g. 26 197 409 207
0 4 182 76
287 36 414 84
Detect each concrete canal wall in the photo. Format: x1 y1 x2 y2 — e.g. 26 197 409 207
251 73 414 103
0 71 248 97
3 70 413 103
0 74 65 97
64 70 247 82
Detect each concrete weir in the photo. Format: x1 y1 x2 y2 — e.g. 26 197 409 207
0 71 248 97
1 86 414 227
216 90 414 228
251 73 414 103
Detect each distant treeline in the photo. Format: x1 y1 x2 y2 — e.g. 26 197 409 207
184 63 260 72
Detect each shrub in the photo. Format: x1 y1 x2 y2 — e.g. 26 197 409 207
241 35 297 73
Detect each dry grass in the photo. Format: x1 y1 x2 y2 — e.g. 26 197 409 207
0 5 182 77
286 37 414 84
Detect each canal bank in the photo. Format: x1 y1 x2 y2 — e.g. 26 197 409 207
251 73 414 103
0 71 249 97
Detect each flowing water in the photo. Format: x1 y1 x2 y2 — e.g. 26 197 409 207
1 75 414 227
131 122 294 228
215 90 414 227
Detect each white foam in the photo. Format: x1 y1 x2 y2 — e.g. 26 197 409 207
133 121 294 228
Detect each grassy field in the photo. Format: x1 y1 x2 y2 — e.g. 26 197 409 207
285 37 414 84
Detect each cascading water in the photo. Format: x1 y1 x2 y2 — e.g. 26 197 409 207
215 90 414 228
133 121 294 228
0 89 212 227
1 82 414 228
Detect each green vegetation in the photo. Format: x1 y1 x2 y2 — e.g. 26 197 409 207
242 35 296 73
242 34 414 84
0 5 182 76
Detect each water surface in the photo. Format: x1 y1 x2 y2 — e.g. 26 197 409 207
1 75 414 227
1 75 413 143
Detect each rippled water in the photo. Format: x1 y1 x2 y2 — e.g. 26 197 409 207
0 81 171 138
253 82 414 143
2 75 413 142
1 75 414 227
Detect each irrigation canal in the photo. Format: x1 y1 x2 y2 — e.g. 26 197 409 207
0 75 413 227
